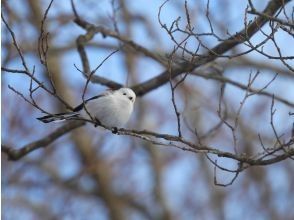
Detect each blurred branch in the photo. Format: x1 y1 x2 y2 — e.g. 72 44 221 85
1 9 73 110
132 0 291 96
247 0 294 29
71 0 166 89
190 70 294 107
220 57 294 79
2 121 85 160
116 127 294 168
74 15 123 89
2 116 293 168
3 0 293 190
73 13 167 66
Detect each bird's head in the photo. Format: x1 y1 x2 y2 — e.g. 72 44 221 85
116 88 136 103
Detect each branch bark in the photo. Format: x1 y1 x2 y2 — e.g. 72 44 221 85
131 0 291 96
2 121 85 160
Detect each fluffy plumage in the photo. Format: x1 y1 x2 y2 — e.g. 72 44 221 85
37 88 136 128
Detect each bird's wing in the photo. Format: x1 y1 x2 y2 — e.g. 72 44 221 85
73 90 114 112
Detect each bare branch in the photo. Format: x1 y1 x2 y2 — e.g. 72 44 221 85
132 0 292 96
2 121 85 160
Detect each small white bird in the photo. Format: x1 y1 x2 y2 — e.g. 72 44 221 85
37 88 136 128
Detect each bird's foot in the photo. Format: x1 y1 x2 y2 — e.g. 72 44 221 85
111 127 118 134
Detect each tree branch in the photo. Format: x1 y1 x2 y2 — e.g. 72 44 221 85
2 121 85 160
131 0 291 96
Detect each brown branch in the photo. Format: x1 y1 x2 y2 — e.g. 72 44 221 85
131 0 291 96
2 117 293 166
1 12 30 73
220 57 294 79
81 49 119 121
38 0 57 93
70 0 122 89
71 0 164 89
75 27 123 89
3 0 293 188
70 0 291 97
1 10 73 110
73 18 167 67
190 71 294 107
2 121 85 160
2 67 74 110
247 0 294 29
116 128 294 167
168 46 184 138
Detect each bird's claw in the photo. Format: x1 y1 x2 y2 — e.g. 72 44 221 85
111 127 118 134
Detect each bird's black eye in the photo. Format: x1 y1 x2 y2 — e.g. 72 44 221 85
129 97 133 101
123 93 126 95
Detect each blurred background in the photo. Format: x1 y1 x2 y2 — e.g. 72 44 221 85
2 0 294 219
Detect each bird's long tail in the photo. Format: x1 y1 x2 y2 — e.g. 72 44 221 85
37 112 80 123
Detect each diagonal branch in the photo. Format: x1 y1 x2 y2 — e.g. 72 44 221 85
2 121 85 160
131 0 291 96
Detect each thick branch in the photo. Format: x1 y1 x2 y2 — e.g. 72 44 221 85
74 18 168 67
131 0 291 96
2 121 85 160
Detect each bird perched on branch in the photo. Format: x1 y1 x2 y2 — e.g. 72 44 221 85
37 88 136 129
